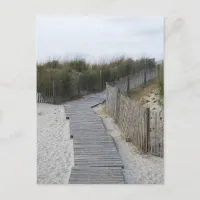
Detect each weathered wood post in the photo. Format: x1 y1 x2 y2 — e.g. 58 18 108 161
47 82 49 103
100 70 103 90
77 73 80 96
146 107 150 152
157 64 160 78
53 80 56 104
144 58 147 86
60 80 64 103
105 82 108 113
126 75 130 93
115 88 121 123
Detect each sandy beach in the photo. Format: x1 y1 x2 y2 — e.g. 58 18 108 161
37 103 73 184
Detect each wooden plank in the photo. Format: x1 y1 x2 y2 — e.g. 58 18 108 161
70 125 105 129
74 151 118 154
74 157 122 160
70 122 104 125
74 151 119 154
70 174 124 178
74 160 122 163
70 174 124 179
72 166 122 170
71 132 106 135
74 142 114 145
73 135 112 139
74 163 123 167
71 129 106 132
69 180 125 184
74 153 119 156
74 138 113 141
75 156 121 160
70 119 101 122
70 122 103 126
70 178 124 181
71 129 107 133
73 138 113 141
70 119 102 122
71 133 108 137
69 166 125 184
74 146 117 149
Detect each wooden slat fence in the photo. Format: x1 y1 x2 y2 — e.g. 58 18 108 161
117 94 149 153
106 83 117 119
37 93 54 104
112 68 157 94
149 110 164 157
105 70 164 157
37 66 158 105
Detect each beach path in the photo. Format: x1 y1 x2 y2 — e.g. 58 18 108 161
64 92 125 184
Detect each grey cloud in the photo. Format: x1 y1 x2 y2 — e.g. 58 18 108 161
37 16 163 63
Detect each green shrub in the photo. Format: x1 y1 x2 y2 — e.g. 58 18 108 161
37 56 158 102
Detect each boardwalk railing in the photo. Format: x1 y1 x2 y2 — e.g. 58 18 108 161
106 68 164 157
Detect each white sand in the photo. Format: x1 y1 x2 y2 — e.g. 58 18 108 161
94 104 164 184
139 88 163 112
37 103 73 184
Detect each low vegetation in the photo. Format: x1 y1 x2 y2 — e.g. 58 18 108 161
37 56 160 102
128 62 164 109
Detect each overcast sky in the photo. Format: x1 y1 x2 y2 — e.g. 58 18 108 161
36 16 163 63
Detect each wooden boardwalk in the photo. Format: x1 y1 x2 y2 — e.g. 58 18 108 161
64 93 125 184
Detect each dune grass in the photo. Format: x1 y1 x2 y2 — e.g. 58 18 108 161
127 62 164 108
37 56 159 102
